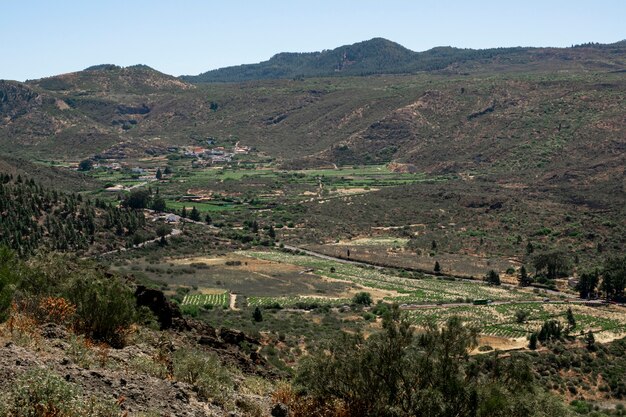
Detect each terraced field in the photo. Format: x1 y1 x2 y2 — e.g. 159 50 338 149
247 296 350 308
181 292 229 308
406 303 626 339
242 250 542 304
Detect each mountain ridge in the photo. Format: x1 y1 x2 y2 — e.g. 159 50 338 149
181 37 626 83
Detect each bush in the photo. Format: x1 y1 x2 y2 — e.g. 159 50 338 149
172 348 233 405
0 367 120 416
65 275 137 348
352 292 372 306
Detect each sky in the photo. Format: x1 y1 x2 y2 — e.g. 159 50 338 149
3 0 625 81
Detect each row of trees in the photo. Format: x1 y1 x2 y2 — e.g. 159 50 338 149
574 257 626 301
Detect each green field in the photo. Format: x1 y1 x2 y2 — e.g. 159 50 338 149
181 292 229 308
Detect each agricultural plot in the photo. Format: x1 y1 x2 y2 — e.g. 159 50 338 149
242 250 541 304
247 296 350 308
406 303 626 339
181 292 229 308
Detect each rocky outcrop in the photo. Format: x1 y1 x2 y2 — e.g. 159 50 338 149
134 285 182 329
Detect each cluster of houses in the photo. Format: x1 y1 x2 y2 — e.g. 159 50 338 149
184 142 250 167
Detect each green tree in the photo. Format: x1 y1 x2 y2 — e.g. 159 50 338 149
576 271 599 299
533 252 569 280
78 159 93 171
163 166 172 175
584 330 596 350
268 225 276 239
600 256 626 301
123 189 150 209
295 308 570 417
252 307 263 322
566 307 576 330
518 265 532 287
155 168 162 180
515 309 530 324
434 261 441 273
151 195 166 212
528 332 538 350
537 320 562 343
204 213 212 225
484 270 501 286
189 206 201 222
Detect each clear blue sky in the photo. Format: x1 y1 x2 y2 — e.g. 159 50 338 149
3 0 625 81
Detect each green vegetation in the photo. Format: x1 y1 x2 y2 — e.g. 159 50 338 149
293 308 571 417
0 367 120 417
0 173 148 257
0 250 140 347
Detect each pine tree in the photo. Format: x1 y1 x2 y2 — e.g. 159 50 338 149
155 168 162 180
189 206 201 221
518 265 531 287
434 261 441 273
253 307 263 322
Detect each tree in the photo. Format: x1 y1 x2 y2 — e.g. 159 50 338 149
515 309 530 324
253 307 263 322
155 168 162 180
163 166 172 175
600 256 626 301
538 320 562 343
528 332 538 350
566 307 576 330
533 252 569 280
584 330 596 350
151 195 166 212
204 213 212 225
78 159 93 171
431 240 437 251
434 261 441 273
484 270 501 286
352 292 373 306
156 224 172 246
181 207 187 218
518 265 532 287
189 206 201 222
526 241 534 255
294 309 569 417
268 225 276 239
123 189 150 209
576 271 599 299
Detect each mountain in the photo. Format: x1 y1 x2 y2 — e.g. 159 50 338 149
182 38 626 83
0 39 625 189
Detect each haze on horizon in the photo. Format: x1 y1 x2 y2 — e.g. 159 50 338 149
3 0 625 81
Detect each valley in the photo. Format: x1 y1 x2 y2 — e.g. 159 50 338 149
0 37 625 416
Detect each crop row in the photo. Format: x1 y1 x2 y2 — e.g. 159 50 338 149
181 293 229 307
247 296 350 308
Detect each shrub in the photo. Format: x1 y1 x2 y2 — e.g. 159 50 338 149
65 275 137 348
0 367 120 416
352 292 372 306
172 348 233 405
